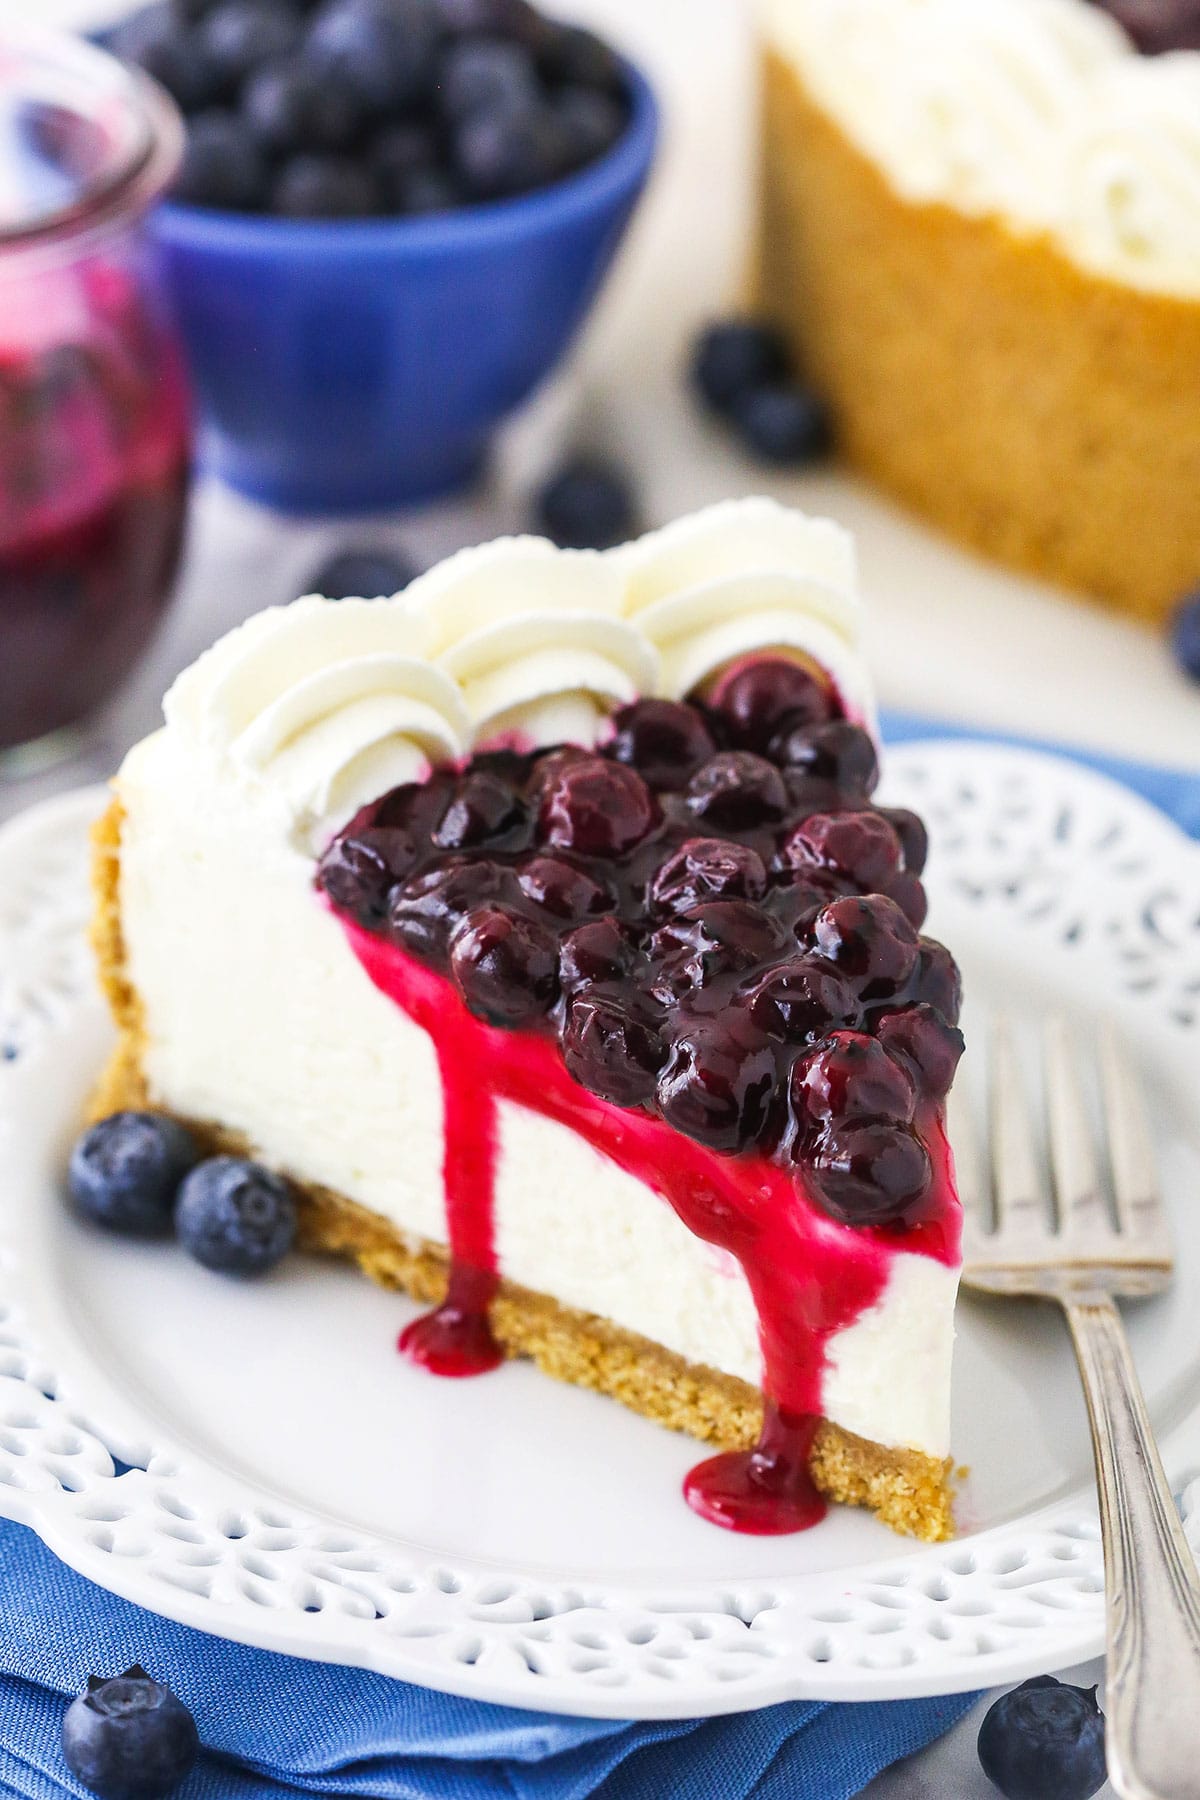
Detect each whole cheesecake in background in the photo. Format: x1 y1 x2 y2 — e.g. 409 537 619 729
90 500 963 1542
759 0 1200 624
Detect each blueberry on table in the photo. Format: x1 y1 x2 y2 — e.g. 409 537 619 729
978 1676 1107 1800
306 545 418 599
691 319 791 415
69 1113 199 1237
732 383 833 466
173 109 269 210
62 1665 199 1800
175 1157 297 1275
534 457 637 551
1171 589 1200 682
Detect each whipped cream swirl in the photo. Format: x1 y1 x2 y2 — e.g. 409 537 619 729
164 499 870 844
762 0 1200 298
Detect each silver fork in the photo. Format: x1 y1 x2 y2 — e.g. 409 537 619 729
954 1014 1200 1800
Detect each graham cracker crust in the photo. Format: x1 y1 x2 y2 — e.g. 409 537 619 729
88 796 954 1543
759 50 1200 625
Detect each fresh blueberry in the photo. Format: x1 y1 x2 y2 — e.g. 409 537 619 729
537 22 624 94
62 1665 199 1800
553 84 626 169
691 319 790 415
395 165 462 213
200 0 301 94
1171 588 1200 682
370 119 439 205
306 545 418 599
271 151 380 215
732 382 833 465
243 58 371 154
307 0 441 115
535 457 637 551
69 1112 200 1237
453 97 570 197
439 37 539 124
173 109 269 209
977 1677 1107 1800
111 8 224 113
175 1157 297 1276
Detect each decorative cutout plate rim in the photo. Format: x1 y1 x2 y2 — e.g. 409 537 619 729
0 743 1197 1718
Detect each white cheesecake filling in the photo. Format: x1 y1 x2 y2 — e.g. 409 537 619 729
115 731 955 1461
761 0 1200 298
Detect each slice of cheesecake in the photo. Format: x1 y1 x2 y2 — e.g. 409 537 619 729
90 500 963 1541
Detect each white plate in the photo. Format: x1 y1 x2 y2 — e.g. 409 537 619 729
0 744 1198 1719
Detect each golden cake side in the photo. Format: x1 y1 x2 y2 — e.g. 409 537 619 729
759 48 1200 624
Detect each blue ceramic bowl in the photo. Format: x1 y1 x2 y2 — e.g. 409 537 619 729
152 64 657 515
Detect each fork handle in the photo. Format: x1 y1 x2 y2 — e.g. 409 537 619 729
1062 1292 1200 1800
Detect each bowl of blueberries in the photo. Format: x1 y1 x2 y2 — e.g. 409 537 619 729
104 0 658 514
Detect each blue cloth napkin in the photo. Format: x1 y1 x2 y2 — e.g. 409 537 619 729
2 719 1195 1800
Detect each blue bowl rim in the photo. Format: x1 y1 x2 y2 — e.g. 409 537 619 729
153 58 658 255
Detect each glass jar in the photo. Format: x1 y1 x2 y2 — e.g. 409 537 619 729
0 28 191 770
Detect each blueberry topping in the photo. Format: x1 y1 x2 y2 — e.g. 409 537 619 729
539 755 658 857
563 992 664 1106
517 854 613 919
747 957 855 1045
1171 588 1200 682
880 806 929 875
770 718 879 795
1092 0 1200 54
62 1665 199 1800
647 837 767 916
657 1015 777 1153
449 903 559 1024
176 1157 297 1275
792 1029 916 1127
877 1004 964 1099
809 1119 932 1226
389 857 505 959
687 751 788 830
559 916 638 992
607 698 716 789
708 655 838 751
534 457 638 551
173 110 269 210
691 320 790 415
812 895 920 998
782 810 902 891
977 1677 1107 1800
913 938 963 1024
732 383 832 465
306 545 418 599
69 1113 200 1237
317 826 416 924
883 867 929 930
433 770 527 851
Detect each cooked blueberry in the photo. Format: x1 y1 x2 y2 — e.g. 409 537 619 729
977 1677 1107 1800
746 957 855 1045
812 895 920 998
69 1113 200 1237
607 698 715 789
317 826 415 923
563 992 664 1106
306 545 417 599
707 655 837 751
691 319 790 414
1095 0 1200 54
647 837 767 916
792 1029 915 1126
877 1004 964 1100
454 98 570 197
656 1015 777 1152
517 854 613 920
173 110 269 209
538 755 659 856
62 1665 199 1800
389 857 505 959
880 806 928 874
1171 589 1200 681
553 84 626 168
244 58 371 154
770 719 879 795
176 1157 297 1275
809 1119 932 1226
307 0 441 112
537 21 624 93
440 37 539 123
779 811 902 892
534 457 637 550
433 770 527 850
687 751 788 830
884 868 928 930
271 152 380 216
913 938 963 1024
200 0 301 94
649 901 788 1000
449 903 559 1024
112 8 223 112
559 916 638 992
732 383 832 465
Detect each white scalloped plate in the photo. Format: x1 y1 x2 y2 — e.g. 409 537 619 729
1 743 1199 1718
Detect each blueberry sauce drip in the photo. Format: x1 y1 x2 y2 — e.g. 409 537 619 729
318 657 964 1531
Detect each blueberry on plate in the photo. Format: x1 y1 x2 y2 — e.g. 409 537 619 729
63 1665 199 1800
731 382 833 465
69 1112 199 1237
691 319 790 416
534 457 637 551
271 151 380 216
977 1676 1107 1800
1171 588 1200 682
173 109 269 210
175 1157 298 1276
306 545 418 598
